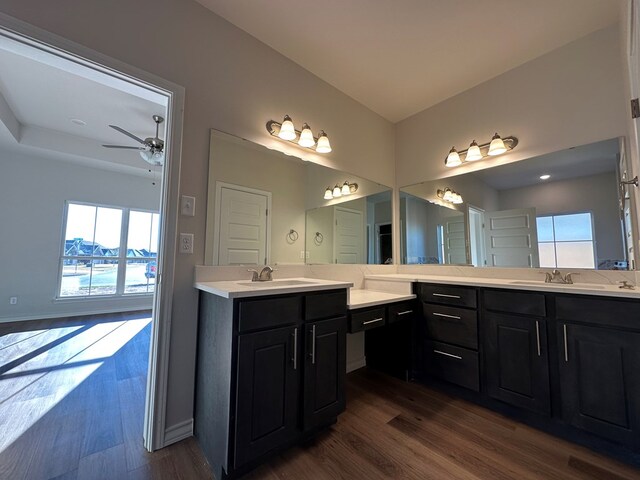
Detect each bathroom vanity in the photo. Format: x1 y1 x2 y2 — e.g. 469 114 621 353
193 278 352 480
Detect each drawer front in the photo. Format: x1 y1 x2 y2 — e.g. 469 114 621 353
305 290 347 321
418 283 477 308
387 301 417 324
238 296 302 332
424 340 479 391
556 295 640 331
423 303 478 350
483 289 546 317
349 307 386 333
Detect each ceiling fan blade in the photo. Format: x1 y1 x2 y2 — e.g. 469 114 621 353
109 125 147 145
102 144 147 150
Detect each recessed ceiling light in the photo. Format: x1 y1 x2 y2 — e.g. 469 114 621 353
540 174 551 180
70 118 87 126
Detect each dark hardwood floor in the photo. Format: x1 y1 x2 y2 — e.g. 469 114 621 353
2 313 639 479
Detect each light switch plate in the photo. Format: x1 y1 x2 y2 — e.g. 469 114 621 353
180 233 194 254
180 195 196 217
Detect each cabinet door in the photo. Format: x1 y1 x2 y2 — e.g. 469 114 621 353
558 323 640 449
303 316 346 431
484 312 550 415
235 325 299 468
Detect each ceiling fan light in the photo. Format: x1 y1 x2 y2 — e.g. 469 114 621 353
298 124 315 148
332 185 342 197
324 187 333 200
466 140 483 161
341 182 351 195
488 133 507 156
316 131 332 153
445 147 462 167
278 115 297 141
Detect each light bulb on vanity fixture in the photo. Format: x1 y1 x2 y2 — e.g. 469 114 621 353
266 117 332 154
332 185 342 197
437 188 463 205
324 187 333 200
443 133 518 167
341 182 350 195
323 182 358 200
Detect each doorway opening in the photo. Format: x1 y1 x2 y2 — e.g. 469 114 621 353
0 17 183 469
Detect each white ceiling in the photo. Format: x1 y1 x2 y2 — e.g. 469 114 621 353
0 35 168 177
196 0 622 122
472 138 620 190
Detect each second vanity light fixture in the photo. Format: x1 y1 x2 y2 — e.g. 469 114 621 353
324 182 358 200
267 115 332 153
437 188 463 204
445 133 518 167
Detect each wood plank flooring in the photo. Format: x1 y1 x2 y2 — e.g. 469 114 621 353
2 313 639 479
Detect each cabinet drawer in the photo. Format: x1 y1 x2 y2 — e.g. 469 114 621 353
556 295 640 331
483 289 546 317
387 301 417 324
238 296 301 332
425 340 479 391
305 290 347 321
423 303 478 350
418 283 477 308
348 307 386 333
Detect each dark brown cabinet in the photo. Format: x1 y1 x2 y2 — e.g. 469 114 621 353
235 326 300 467
558 322 640 449
484 312 550 415
303 316 346 430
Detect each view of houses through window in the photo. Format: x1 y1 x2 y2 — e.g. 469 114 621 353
537 212 595 269
60 202 159 297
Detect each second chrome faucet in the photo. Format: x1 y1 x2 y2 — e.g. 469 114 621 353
543 269 578 284
248 266 275 282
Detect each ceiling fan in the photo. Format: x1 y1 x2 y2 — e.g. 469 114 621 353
102 114 165 166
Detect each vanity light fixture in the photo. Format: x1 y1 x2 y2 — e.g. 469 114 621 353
266 116 332 154
323 182 358 200
540 174 551 180
445 132 518 167
437 188 463 204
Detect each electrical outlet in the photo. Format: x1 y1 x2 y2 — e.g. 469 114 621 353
9 297 17 305
306 251 310 259
180 233 194 254
180 195 196 217
299 251 305 259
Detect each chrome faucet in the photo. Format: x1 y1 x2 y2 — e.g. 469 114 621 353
248 266 275 282
543 269 578 284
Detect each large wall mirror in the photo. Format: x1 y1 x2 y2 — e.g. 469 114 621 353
204 130 392 265
400 138 637 270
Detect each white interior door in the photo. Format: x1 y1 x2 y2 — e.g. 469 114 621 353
333 207 364 263
467 205 486 267
217 184 269 265
484 207 539 267
443 217 467 264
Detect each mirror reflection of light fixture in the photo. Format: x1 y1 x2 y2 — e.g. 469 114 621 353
466 140 483 161
437 188 463 204
323 182 358 199
444 133 518 167
539 174 551 180
266 116 332 153
488 132 507 156
298 123 315 148
316 131 332 153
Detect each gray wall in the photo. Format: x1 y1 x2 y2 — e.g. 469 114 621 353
498 172 624 263
0 149 160 321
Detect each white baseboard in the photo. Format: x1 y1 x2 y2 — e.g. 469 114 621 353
163 418 193 447
347 356 366 373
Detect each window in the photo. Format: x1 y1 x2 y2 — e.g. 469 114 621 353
537 213 595 269
60 202 159 298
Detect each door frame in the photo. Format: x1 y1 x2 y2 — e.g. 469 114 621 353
375 221 392 264
213 181 272 265
467 204 486 267
0 13 185 451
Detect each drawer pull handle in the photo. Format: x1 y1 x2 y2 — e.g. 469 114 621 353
432 312 461 320
432 293 461 299
433 349 462 360
362 317 384 325
563 323 568 362
535 321 541 357
397 310 413 316
292 327 298 370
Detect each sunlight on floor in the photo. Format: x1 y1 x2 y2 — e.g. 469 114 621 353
0 316 151 454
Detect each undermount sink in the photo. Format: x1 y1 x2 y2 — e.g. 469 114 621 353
235 279 317 288
509 280 606 289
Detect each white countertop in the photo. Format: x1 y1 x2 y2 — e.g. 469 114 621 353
195 277 353 299
364 273 640 299
348 289 416 309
